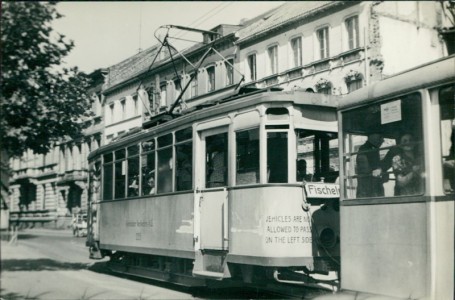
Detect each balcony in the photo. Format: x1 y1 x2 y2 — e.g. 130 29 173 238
253 47 365 88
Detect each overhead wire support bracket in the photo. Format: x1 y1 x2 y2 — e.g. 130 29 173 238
145 24 245 121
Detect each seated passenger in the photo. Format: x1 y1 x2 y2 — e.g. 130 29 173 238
382 133 423 196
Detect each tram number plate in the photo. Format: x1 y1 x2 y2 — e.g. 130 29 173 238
136 233 142 240
304 183 340 198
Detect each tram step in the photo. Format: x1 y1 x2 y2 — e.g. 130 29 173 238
192 270 225 279
193 250 231 279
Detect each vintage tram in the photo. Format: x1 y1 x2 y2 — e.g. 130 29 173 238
86 88 341 291
316 55 454 299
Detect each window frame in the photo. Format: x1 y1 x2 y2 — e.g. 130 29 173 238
141 138 156 196
114 148 126 199
190 72 198 98
175 127 193 191
206 65 216 92
236 128 260 185
225 58 234 86
247 53 257 82
120 98 126 120
267 44 279 75
347 78 363 93
345 15 359 50
156 133 174 194
341 92 425 201
316 26 330 60
290 36 303 68
102 152 114 201
160 83 167 108
174 78 182 101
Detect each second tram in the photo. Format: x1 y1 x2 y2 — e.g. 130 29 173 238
317 55 454 299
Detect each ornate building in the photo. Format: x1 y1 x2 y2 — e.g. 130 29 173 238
235 1 449 94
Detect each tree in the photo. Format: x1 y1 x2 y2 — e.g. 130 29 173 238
1 1 92 157
0 2 92 212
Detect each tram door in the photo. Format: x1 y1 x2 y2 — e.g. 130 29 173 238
197 129 229 251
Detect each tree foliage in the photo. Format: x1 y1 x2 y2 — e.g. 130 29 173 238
1 2 92 157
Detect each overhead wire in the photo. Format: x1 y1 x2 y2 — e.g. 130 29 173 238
173 2 232 39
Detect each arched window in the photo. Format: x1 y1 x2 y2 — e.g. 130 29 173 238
315 78 332 95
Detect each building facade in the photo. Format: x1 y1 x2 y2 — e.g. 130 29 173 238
235 1 448 94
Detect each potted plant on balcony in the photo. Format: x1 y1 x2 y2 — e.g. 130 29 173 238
315 78 331 91
344 70 361 83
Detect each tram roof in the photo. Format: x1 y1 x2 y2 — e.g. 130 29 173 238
88 89 340 160
339 55 455 110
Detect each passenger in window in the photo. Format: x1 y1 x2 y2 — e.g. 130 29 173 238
382 133 423 196
356 132 387 197
147 176 155 195
128 175 139 196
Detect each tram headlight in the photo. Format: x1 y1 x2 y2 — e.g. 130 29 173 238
318 227 337 249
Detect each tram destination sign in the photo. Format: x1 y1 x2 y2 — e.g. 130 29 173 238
304 182 340 198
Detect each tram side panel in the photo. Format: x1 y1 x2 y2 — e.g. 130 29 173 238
341 202 428 298
228 185 340 272
98 193 194 257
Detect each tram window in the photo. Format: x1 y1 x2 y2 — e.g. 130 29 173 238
127 147 139 197
114 149 126 199
127 144 139 156
439 85 454 193
103 153 113 201
157 148 173 193
176 142 193 191
236 128 260 185
176 127 192 142
296 130 339 183
104 153 113 163
206 133 228 188
342 93 424 199
158 134 172 147
267 132 288 183
141 139 155 195
115 149 125 160
175 128 193 191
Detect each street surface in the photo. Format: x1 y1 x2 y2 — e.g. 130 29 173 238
0 229 280 300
